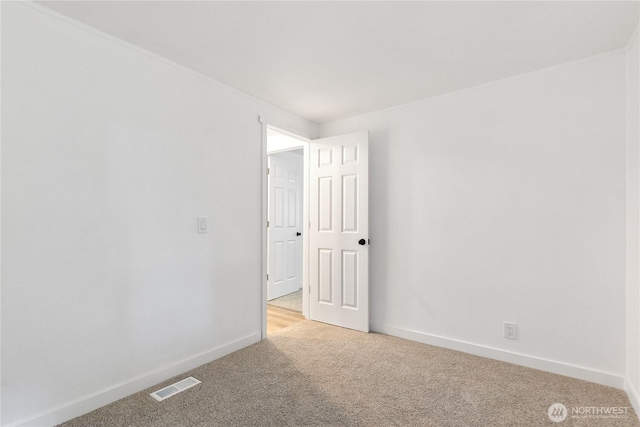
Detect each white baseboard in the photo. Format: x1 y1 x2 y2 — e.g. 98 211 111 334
370 322 625 390
626 378 640 420
7 332 261 427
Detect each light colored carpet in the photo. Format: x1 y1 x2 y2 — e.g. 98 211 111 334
267 289 302 312
59 321 639 426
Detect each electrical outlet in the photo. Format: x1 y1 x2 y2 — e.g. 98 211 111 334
504 322 517 340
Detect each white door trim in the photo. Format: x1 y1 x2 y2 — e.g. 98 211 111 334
260 118 311 339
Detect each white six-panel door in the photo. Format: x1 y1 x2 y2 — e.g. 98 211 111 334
268 153 303 300
309 132 369 332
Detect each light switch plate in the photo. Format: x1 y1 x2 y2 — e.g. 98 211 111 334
198 217 208 234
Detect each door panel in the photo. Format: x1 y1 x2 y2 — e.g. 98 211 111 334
342 175 358 232
342 250 358 308
309 131 369 332
268 152 303 301
318 249 333 303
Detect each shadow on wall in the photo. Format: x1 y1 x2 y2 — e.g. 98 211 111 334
368 129 391 327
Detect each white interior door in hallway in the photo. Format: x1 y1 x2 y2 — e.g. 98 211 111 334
309 131 369 332
268 151 303 300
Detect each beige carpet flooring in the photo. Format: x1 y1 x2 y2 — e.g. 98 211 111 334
267 289 302 312
60 321 639 427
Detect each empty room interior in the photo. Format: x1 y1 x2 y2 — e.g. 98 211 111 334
3 1 640 426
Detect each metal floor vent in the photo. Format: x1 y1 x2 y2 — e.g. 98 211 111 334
150 376 201 402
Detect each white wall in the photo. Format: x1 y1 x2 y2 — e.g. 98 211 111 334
0 3 316 426
267 130 305 154
320 51 628 387
627 23 640 414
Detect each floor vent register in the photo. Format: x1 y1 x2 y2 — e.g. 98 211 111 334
150 376 201 402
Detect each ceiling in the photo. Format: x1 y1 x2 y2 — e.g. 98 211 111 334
39 1 639 124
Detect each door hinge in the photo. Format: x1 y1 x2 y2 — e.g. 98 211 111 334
309 286 311 294
267 220 270 227
267 274 269 281
267 167 270 175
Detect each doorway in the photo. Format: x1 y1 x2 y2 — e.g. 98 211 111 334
265 127 308 335
261 121 370 338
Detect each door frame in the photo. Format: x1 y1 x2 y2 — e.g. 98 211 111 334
260 117 311 339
